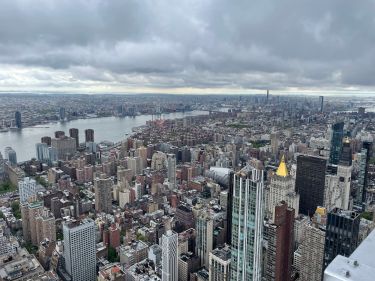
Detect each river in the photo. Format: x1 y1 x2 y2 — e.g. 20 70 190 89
0 111 208 162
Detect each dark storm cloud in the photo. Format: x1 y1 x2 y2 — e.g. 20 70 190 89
0 0 375 91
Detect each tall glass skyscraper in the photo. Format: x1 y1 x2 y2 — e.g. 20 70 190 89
323 208 360 269
329 122 344 165
15 111 22 128
230 163 264 281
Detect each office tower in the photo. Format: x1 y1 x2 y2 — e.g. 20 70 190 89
4 147 17 166
226 171 234 244
162 230 178 281
355 148 367 208
329 122 344 165
19 177 37 204
41 136 52 146
209 245 231 281
195 212 214 268
167 153 177 189
295 155 327 216
85 128 94 142
69 128 79 148
324 139 352 211
323 208 360 269
63 219 96 281
299 207 327 281
51 136 76 160
361 141 372 206
230 163 264 281
36 143 49 162
59 107 66 120
265 202 294 281
94 175 113 213
319 96 324 112
266 89 269 103
337 139 352 209
266 156 299 219
54 130 65 138
15 111 22 128
324 228 375 281
48 147 58 164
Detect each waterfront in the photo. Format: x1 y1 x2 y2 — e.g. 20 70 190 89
0 111 208 162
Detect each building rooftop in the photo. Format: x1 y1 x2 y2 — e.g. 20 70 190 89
324 229 375 281
211 245 231 261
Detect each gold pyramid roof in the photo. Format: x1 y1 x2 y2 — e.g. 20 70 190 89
276 155 288 177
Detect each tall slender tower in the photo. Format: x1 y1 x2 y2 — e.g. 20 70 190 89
69 128 79 148
195 212 214 268
15 111 22 128
329 122 344 165
265 202 294 281
162 230 178 281
63 219 96 281
85 129 94 143
230 162 264 281
94 175 113 213
167 153 177 189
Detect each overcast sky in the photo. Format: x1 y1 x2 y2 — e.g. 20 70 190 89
0 0 374 94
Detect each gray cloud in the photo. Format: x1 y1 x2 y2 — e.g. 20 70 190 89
0 0 375 93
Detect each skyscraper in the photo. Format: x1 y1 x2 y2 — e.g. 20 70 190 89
85 129 94 142
295 155 327 216
63 219 96 281
329 122 344 165
36 143 50 163
69 128 79 148
323 208 360 269
324 138 353 211
162 230 178 281
15 111 22 128
51 136 76 160
59 107 66 120
264 202 294 281
299 207 327 281
230 162 264 281
319 96 324 112
94 175 113 213
195 212 214 268
266 156 299 219
18 177 37 204
167 153 177 189
4 147 17 166
354 148 367 209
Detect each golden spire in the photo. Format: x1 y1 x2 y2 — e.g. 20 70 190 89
276 155 288 177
